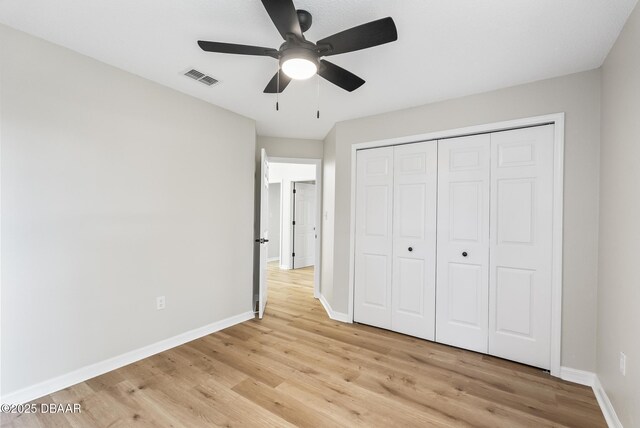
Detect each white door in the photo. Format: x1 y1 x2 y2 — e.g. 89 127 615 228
293 182 316 268
488 125 554 369
436 134 491 353
258 149 270 319
391 142 438 340
354 147 394 330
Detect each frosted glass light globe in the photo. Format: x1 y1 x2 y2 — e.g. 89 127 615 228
282 58 317 80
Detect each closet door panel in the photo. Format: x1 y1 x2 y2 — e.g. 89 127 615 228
354 147 394 329
436 135 491 353
489 125 554 369
392 142 437 340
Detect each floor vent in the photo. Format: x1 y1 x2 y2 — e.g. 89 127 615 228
184 69 219 86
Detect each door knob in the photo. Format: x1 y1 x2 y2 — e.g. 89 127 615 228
462 251 468 257
408 247 413 252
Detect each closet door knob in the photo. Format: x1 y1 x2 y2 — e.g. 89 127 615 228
408 247 413 252
462 251 468 257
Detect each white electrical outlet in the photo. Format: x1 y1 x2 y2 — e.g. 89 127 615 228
156 296 166 310
619 352 627 376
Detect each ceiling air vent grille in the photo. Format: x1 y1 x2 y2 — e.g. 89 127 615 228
199 75 218 86
184 69 219 86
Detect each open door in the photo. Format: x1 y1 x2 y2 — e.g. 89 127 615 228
292 182 316 269
257 148 270 318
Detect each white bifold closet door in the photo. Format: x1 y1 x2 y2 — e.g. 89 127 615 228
435 134 491 353
488 125 554 369
354 142 437 340
436 125 555 368
355 125 555 370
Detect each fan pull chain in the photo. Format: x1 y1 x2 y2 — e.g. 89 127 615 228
276 64 280 111
316 74 320 119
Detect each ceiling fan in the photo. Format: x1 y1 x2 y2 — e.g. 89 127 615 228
197 0 398 94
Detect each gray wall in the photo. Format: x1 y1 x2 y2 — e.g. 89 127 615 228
321 127 336 306
268 183 281 260
322 69 601 372
598 3 640 426
257 136 324 160
0 25 256 395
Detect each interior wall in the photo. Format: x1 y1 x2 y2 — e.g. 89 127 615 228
267 183 281 260
268 163 317 182
598 2 640 425
322 69 602 372
321 127 336 307
257 136 324 160
0 25 256 395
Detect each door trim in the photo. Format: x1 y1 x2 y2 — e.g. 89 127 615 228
347 113 565 377
292 181 296 270
269 157 323 299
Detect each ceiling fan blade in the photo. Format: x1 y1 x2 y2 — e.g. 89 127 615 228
318 60 365 92
317 17 397 56
264 69 292 93
198 41 279 58
261 0 303 40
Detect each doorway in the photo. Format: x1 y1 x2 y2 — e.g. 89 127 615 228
255 155 322 319
292 181 317 269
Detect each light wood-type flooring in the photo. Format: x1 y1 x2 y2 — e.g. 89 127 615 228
2 262 606 427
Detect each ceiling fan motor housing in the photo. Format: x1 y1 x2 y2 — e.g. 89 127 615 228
279 40 319 69
296 9 312 32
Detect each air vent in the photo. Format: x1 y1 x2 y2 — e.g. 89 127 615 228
184 69 219 87
199 75 218 86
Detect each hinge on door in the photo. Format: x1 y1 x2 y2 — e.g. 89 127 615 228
292 252 295 257
293 189 296 194
292 220 296 225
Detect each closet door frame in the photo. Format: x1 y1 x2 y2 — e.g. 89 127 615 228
347 113 565 378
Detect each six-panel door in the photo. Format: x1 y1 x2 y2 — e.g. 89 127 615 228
435 134 491 353
354 147 395 330
488 125 554 369
391 142 437 340
353 125 555 370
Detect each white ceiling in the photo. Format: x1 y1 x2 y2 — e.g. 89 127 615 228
1 1 637 140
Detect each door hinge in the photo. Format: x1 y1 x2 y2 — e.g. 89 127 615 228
293 189 296 194
292 220 296 225
292 252 295 257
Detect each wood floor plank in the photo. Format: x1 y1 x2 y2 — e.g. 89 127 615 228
232 378 341 428
2 261 606 427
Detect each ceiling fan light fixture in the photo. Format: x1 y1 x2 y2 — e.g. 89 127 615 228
198 0 399 93
282 57 317 80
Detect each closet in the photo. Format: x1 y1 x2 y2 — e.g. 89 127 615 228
354 124 555 369
354 141 437 340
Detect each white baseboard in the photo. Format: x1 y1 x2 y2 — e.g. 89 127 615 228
0 311 255 405
318 293 351 323
593 376 623 428
560 367 622 428
560 366 596 386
